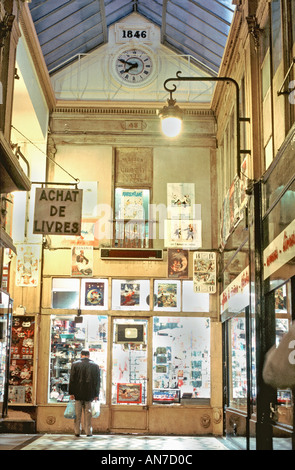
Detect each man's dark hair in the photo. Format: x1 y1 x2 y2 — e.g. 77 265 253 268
81 350 90 357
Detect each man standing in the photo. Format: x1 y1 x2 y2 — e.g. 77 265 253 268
69 350 100 437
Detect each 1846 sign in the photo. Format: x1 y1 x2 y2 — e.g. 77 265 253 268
33 188 83 236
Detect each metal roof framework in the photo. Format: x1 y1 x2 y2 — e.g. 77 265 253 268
28 0 235 76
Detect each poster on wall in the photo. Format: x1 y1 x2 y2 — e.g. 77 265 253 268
167 183 195 219
81 279 108 309
121 190 144 219
117 383 142 404
193 251 216 293
111 279 150 311
71 246 93 276
168 248 189 279
164 219 202 249
154 280 181 311
15 244 40 287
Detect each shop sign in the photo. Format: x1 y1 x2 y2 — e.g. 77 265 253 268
263 219 295 280
33 187 82 236
220 266 249 314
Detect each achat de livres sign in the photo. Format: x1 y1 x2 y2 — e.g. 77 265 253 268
33 187 83 236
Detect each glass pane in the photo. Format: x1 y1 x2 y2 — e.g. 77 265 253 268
52 278 80 309
114 188 150 248
182 281 209 312
112 318 148 405
229 313 247 410
275 283 293 428
49 315 107 403
9 316 35 404
153 317 210 404
0 315 8 407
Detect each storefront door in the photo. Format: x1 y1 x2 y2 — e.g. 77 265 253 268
267 281 295 450
0 291 13 418
223 307 252 450
110 317 149 432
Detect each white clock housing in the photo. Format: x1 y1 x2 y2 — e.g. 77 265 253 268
113 48 155 87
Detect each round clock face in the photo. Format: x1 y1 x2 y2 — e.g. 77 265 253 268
114 49 154 86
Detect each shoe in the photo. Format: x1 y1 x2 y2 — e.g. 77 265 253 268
86 434 93 437
75 434 80 437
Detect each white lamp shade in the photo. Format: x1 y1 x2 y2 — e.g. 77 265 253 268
161 116 182 138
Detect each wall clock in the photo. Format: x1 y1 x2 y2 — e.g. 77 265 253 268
113 48 155 86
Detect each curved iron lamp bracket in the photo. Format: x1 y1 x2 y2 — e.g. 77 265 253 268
163 71 251 179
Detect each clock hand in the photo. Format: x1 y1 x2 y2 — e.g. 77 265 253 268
125 63 138 72
119 59 133 65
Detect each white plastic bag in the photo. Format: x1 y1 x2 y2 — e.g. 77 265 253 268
91 401 100 418
64 400 76 419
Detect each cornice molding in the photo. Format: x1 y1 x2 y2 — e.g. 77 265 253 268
52 103 215 119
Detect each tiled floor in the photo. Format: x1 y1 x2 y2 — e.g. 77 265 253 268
0 433 292 451
1 433 232 451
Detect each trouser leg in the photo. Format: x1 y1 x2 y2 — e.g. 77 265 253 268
84 401 92 436
74 400 82 435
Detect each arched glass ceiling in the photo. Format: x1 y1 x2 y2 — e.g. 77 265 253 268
29 0 235 76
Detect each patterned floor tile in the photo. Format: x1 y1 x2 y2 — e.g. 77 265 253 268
20 434 230 451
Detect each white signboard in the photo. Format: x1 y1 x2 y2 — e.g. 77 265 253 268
33 188 83 236
263 219 295 280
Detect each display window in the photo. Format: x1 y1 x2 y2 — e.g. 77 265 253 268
111 318 148 405
0 291 13 415
0 317 8 406
49 315 107 403
9 316 35 404
114 188 150 248
274 283 293 427
228 313 247 410
52 278 108 310
182 281 209 312
153 317 210 403
52 278 80 309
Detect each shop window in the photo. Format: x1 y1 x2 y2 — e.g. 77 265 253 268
182 281 209 312
52 278 109 310
114 188 151 248
274 283 293 427
49 315 107 404
52 278 80 309
111 318 148 405
9 316 35 404
228 313 247 411
152 317 210 404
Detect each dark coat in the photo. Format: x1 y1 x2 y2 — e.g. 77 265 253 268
69 357 100 401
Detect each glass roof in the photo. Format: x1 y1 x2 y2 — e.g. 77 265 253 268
29 0 235 76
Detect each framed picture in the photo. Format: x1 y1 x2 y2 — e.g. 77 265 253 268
81 279 108 310
193 251 216 293
168 248 188 279
153 280 181 311
71 246 93 277
164 219 202 249
112 279 150 311
167 183 195 219
117 383 142 404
